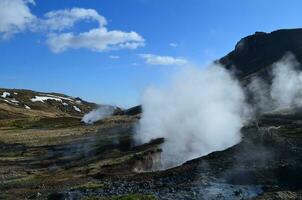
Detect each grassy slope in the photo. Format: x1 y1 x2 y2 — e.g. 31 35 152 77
0 114 161 200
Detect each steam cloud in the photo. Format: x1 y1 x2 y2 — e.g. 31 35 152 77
248 53 302 113
82 106 115 124
135 64 251 169
271 53 302 109
135 52 302 169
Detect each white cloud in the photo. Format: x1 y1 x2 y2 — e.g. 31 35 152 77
46 28 145 53
169 42 178 47
140 54 188 66
0 2 145 53
0 0 36 39
37 8 107 32
41 8 145 53
109 55 120 59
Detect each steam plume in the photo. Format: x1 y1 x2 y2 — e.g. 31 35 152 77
82 105 114 124
134 52 302 170
247 53 302 112
135 64 251 169
246 77 272 114
270 53 302 109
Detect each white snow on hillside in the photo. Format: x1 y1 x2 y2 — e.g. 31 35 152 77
1 92 10 98
1 98 18 105
10 99 19 104
73 106 81 112
62 102 68 106
43 94 74 101
25 105 31 109
31 94 76 103
31 96 63 103
2 99 11 104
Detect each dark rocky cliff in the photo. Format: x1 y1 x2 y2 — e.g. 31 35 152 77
219 28 302 81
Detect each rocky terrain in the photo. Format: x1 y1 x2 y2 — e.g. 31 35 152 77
1 29 302 200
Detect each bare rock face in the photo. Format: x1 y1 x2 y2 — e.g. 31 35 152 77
219 29 302 81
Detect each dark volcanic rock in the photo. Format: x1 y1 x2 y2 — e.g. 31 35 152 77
114 105 142 116
219 28 302 81
124 105 142 115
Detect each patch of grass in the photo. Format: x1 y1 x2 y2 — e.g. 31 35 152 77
10 117 82 129
0 118 34 129
31 117 83 129
0 175 42 190
0 117 83 130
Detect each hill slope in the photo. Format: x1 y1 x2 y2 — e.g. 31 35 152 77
0 88 97 119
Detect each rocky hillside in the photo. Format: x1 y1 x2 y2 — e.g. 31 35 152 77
219 28 302 82
0 88 97 119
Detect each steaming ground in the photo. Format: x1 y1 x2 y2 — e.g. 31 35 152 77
82 105 115 124
41 52 302 196
135 53 302 169
135 64 250 169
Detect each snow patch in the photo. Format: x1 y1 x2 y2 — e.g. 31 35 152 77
25 105 31 109
43 94 74 101
73 106 81 112
2 99 10 104
10 99 19 104
62 102 68 106
1 98 18 105
1 92 10 98
31 94 75 103
31 96 63 103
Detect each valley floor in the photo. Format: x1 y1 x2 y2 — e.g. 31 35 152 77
0 112 302 200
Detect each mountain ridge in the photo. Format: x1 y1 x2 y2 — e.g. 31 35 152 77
219 28 302 82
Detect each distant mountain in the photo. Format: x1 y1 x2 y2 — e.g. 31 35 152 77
219 28 302 82
0 88 97 119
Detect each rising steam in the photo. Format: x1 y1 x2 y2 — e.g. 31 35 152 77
271 53 302 109
82 105 115 124
135 64 251 169
247 53 302 112
135 52 302 169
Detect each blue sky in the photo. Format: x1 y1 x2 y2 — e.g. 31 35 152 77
1 0 302 108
